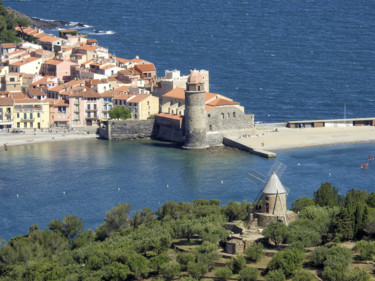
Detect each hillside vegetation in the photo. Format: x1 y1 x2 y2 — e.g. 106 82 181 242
1 183 375 280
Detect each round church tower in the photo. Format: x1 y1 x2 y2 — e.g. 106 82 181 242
183 70 208 149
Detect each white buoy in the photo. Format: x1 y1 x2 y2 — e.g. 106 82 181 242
297 163 301 166
63 191 66 195
117 187 120 191
166 184 169 188
221 181 224 184
16 194 19 198
329 173 331 176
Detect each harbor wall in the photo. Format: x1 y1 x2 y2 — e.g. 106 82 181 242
99 120 156 140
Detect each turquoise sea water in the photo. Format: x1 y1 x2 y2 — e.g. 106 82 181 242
1 0 375 240
0 139 374 241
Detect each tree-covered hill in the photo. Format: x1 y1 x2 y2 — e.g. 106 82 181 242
0 185 375 280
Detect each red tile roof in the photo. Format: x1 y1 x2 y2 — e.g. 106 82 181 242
156 113 183 120
127 94 150 103
38 36 60 43
0 97 13 106
113 94 134 101
114 86 129 93
1 43 15 49
163 88 185 100
29 88 45 96
135 63 156 72
79 44 99 51
206 98 239 106
10 57 40 66
101 91 115 98
44 59 64 65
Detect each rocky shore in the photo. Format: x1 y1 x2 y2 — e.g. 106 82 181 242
6 6 84 30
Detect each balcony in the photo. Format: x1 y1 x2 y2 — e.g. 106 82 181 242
86 109 98 112
74 101 80 105
85 116 98 120
21 118 35 122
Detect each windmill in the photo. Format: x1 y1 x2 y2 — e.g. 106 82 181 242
247 160 290 225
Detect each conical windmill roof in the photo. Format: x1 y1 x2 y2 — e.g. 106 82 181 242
262 172 287 194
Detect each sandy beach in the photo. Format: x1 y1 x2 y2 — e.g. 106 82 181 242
237 124 375 151
0 128 98 148
1 125 375 152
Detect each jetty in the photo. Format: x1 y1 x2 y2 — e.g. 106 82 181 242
223 120 375 158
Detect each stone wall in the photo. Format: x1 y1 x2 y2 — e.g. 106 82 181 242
206 107 254 146
154 124 184 144
254 211 298 227
99 119 156 140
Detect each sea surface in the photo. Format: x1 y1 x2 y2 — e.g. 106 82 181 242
1 0 375 241
0 139 375 241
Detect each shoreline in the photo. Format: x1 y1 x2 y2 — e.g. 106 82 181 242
237 125 375 152
2 125 375 152
0 129 98 148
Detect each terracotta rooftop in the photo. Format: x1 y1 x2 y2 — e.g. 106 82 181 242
156 113 183 120
114 86 129 93
31 76 56 86
135 63 156 72
33 33 48 39
10 92 29 100
29 88 46 96
101 91 115 98
0 97 13 106
14 99 43 104
79 44 99 51
116 57 130 64
163 88 185 100
127 94 150 103
1 43 15 49
10 57 40 66
44 59 64 65
206 98 240 107
38 36 60 43
113 94 134 101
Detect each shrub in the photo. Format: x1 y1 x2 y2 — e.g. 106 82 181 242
177 252 196 271
215 267 233 281
291 197 315 213
309 246 329 267
266 269 286 281
238 267 259 281
227 255 246 274
244 242 264 262
262 221 288 246
159 262 180 280
354 240 375 261
187 261 208 280
268 247 304 278
292 269 315 281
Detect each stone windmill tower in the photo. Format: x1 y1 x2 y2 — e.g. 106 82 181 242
260 172 288 219
248 161 297 227
183 70 208 149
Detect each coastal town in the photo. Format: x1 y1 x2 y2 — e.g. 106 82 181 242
0 26 250 132
2 22 375 155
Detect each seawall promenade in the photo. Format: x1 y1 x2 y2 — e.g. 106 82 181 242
0 128 97 148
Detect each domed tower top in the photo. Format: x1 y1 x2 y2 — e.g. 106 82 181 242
187 70 204 92
187 70 203 84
